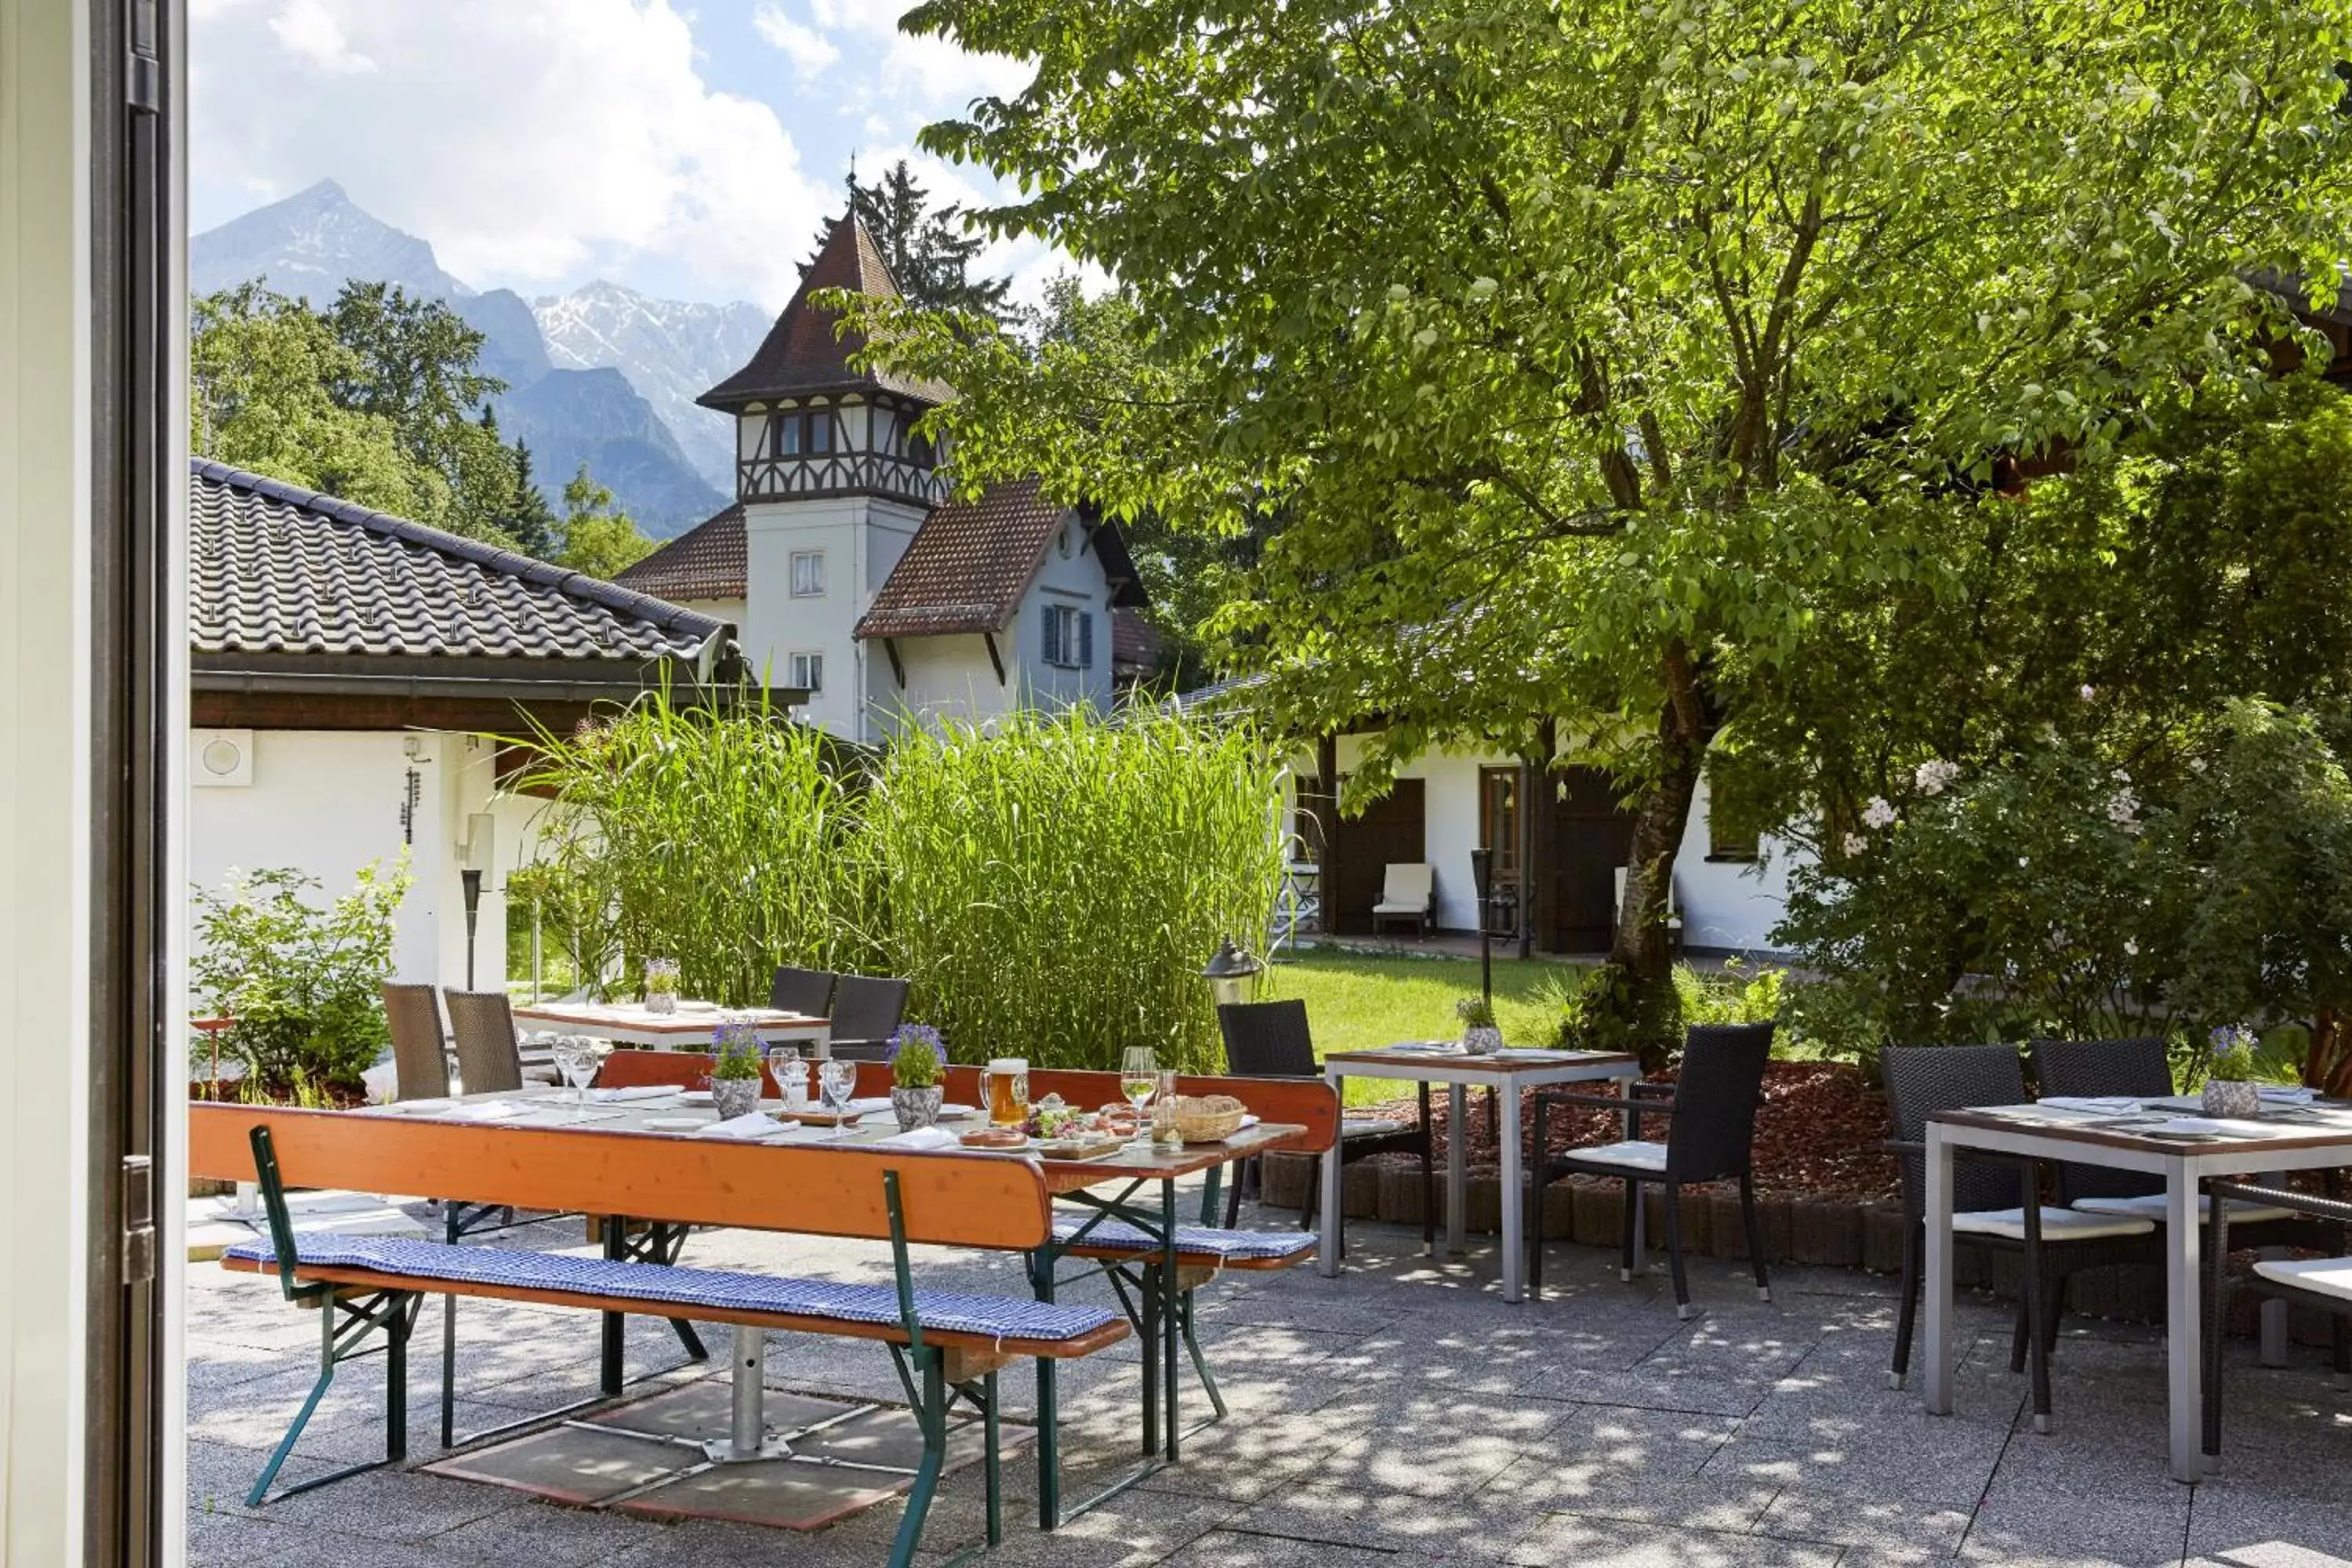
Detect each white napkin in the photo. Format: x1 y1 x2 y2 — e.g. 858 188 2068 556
448 1100 532 1123
2154 1116 2274 1138
589 1086 679 1103
872 1126 959 1151
938 1103 979 1119
845 1096 895 1114
695 1112 788 1141
2259 1086 2317 1105
2038 1096 2144 1114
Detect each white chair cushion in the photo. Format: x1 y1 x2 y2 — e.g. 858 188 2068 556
1371 902 1419 915
1951 1206 2154 1242
2253 1256 2352 1304
2073 1193 2296 1225
1563 1140 1670 1173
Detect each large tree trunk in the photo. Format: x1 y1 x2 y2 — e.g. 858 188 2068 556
2309 1006 2352 1100
1599 646 1711 1070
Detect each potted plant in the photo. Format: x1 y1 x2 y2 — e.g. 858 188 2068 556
710 1016 765 1118
888 1025 946 1130
1457 994 1503 1054
2204 1025 2263 1118
644 957 681 1014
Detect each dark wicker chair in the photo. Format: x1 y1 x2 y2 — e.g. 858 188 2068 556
441 989 525 1094
2202 1175 2352 1462
1882 1044 2161 1429
1526 1022 1775 1317
768 965 837 1018
827 974 910 1062
1216 999 1432 1250
381 982 450 1102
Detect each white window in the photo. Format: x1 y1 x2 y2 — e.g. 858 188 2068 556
1040 603 1093 670
789 652 824 694
789 550 826 597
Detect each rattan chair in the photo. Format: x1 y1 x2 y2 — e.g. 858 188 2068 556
381 982 450 1102
441 988 525 1094
768 964 837 1018
827 974 910 1062
2202 1175 2352 1462
1216 999 1433 1250
1882 1043 2161 1429
1527 1022 1776 1316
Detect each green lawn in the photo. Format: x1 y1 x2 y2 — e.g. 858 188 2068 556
1261 948 1588 1102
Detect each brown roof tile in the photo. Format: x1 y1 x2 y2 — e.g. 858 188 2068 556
699 213 954 410
613 503 746 601
855 478 1148 640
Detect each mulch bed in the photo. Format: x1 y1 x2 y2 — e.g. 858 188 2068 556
1352 1058 1897 1201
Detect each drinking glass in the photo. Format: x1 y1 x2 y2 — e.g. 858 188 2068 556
556 1036 608 1121
1120 1047 1159 1143
1152 1069 1181 1145
819 1058 858 1138
767 1045 807 1110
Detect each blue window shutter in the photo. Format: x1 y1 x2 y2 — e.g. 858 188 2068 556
1080 612 1094 670
1040 602 1057 665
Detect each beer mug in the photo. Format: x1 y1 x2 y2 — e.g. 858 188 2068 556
982 1058 1030 1127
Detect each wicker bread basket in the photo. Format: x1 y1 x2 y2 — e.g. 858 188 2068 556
1174 1093 1247 1143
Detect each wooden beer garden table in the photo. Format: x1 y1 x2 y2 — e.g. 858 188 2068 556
190 1057 1333 1527
512 998 830 1051
1318 1044 1643 1303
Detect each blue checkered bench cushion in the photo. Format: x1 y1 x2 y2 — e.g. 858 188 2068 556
1051 1217 1318 1263
225 1234 1120 1345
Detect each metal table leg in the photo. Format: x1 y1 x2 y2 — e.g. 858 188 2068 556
1499 1083 1524 1303
1318 1073 1345 1277
1923 1124 1955 1415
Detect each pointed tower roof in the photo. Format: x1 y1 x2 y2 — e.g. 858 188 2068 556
698 211 954 411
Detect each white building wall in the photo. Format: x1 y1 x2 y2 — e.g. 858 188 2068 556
740 493 924 741
187 728 506 994
1010 514 1116 713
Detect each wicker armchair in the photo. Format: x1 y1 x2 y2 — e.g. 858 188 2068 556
441 989 525 1094
1527 1022 1775 1317
2202 1176 2352 1461
1217 999 1432 1250
380 982 449 1102
827 975 910 1062
768 965 837 1018
1882 1044 2161 1430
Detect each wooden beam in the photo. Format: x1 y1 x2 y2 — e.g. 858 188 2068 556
883 637 906 689
191 688 599 735
982 630 1007 686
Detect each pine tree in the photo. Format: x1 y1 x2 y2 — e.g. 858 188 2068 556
809 160 1012 322
503 441 560 559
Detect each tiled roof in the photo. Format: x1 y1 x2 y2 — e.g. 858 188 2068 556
699 213 955 410
613 503 746 602
1111 609 1161 677
191 459 731 665
855 477 1068 638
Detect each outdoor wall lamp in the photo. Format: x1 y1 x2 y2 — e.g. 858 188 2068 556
1200 937 1263 1010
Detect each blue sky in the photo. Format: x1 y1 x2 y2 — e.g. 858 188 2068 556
190 1 1059 310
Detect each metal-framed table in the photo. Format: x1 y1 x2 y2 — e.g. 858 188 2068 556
1318 1046 1642 1303
514 999 830 1051
1924 1098 2352 1483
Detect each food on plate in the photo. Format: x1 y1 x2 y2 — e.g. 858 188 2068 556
959 1126 1026 1149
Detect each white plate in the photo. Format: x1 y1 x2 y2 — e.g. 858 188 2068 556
677 1090 715 1106
938 1104 979 1120
641 1116 706 1132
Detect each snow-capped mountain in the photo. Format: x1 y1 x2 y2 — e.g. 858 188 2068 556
532 281 770 495
191 182 737 537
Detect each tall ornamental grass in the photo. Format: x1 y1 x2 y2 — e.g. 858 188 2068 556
864 706 1287 1073
508 691 877 1006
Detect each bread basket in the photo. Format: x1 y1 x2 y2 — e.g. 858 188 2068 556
1173 1093 1247 1144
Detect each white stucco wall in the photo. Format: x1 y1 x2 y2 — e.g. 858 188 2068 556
1009 514 1116 713
740 492 924 740
187 728 508 994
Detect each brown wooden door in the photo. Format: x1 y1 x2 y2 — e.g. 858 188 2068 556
1548 768 1637 953
1327 779 1426 935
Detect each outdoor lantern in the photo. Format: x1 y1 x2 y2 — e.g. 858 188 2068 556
1200 938 1263 1010
1469 847 1496 1008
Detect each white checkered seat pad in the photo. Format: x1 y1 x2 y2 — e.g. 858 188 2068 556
1051 1217 1319 1261
226 1233 1120 1343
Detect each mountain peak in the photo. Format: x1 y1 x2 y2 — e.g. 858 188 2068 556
192 180 470 303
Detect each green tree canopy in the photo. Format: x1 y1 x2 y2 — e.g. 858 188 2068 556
556 463 657 581
866 0 2352 1055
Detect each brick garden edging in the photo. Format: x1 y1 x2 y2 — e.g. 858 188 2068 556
1257 1152 2343 1345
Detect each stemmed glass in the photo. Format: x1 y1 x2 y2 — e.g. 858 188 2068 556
767 1045 806 1111
554 1036 610 1121
818 1058 858 1138
1120 1047 1159 1145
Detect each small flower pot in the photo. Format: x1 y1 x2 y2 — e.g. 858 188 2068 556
2203 1079 2260 1119
892 1085 943 1131
645 990 678 1015
711 1076 760 1119
1461 1025 1504 1054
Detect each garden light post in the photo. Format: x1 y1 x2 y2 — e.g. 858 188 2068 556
1201 938 1262 1010
1470 847 1495 1014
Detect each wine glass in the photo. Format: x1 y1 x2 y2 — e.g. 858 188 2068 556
1120 1047 1159 1144
819 1058 858 1138
767 1045 806 1110
556 1036 608 1121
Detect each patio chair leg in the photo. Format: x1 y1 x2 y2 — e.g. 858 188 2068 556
1619 1178 1639 1283
2009 1300 2031 1375
1889 1222 1922 1390
1664 1181 1693 1319
1738 1174 1770 1301
2023 1258 2053 1434
1418 1083 1436 1250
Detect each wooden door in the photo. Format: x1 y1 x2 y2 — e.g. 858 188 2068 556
1327 779 1426 935
1547 767 1637 953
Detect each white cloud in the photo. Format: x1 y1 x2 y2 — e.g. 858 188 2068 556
751 3 840 79
193 0 831 307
